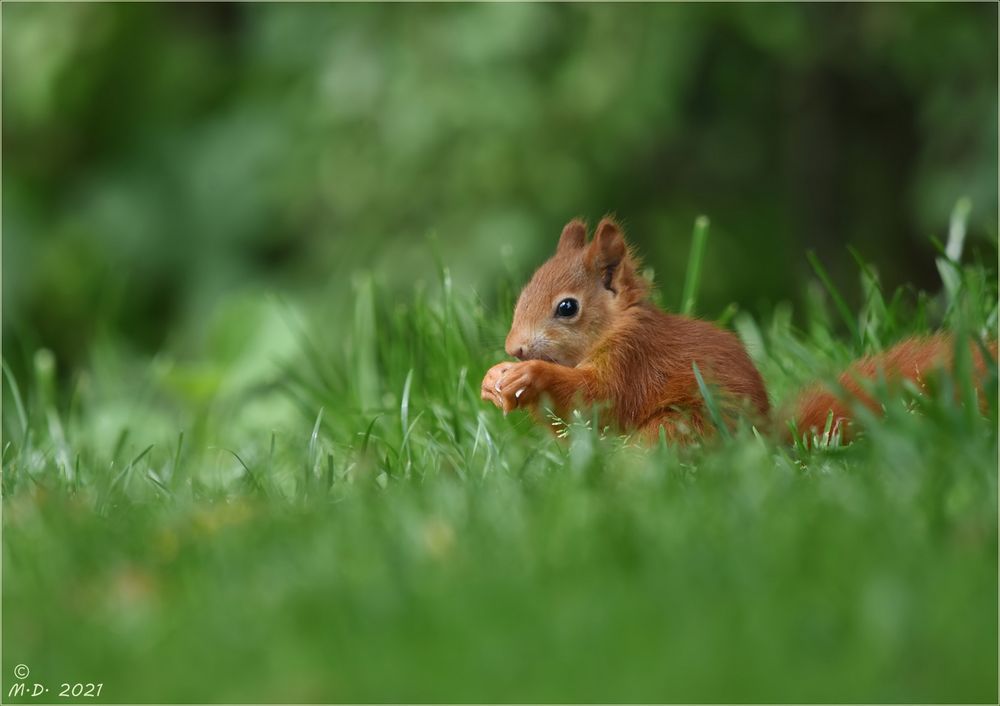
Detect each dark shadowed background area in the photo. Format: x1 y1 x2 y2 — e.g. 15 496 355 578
3 2 998 379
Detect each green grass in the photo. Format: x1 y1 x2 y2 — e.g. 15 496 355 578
3 216 998 703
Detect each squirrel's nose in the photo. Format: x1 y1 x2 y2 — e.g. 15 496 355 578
506 343 527 360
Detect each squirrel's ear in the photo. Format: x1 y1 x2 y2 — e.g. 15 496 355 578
557 219 587 253
586 217 627 291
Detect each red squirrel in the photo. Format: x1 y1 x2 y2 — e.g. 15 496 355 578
480 217 997 443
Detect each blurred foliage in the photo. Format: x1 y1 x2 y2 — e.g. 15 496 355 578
3 3 997 377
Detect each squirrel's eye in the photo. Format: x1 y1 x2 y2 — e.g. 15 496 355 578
555 298 579 318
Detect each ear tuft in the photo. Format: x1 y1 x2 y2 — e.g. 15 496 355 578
587 217 626 270
557 219 588 253
582 216 649 301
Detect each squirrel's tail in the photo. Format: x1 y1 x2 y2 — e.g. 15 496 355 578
784 334 997 444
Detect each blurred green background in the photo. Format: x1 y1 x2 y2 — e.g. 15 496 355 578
4 2 997 380
3 6 998 703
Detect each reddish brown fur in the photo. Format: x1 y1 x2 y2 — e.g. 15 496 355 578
788 335 998 442
482 218 998 444
481 217 770 441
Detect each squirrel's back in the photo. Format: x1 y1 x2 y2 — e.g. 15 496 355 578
590 303 770 437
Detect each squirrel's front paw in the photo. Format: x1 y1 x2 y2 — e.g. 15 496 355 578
495 360 542 414
481 361 515 410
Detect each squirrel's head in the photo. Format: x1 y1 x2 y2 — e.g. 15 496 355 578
505 217 650 367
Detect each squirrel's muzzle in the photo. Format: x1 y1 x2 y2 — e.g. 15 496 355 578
508 345 528 360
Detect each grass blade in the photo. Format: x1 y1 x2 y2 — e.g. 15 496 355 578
681 216 710 315
1 359 29 439
692 361 730 439
806 251 861 346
